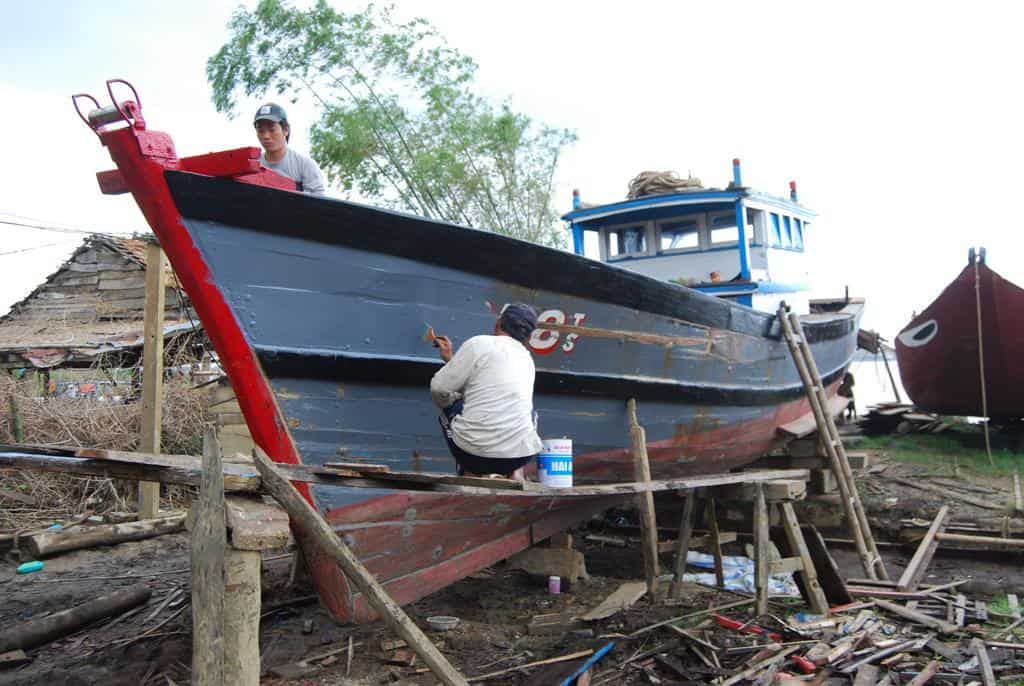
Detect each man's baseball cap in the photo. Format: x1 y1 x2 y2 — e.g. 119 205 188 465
498 303 538 344
254 103 288 124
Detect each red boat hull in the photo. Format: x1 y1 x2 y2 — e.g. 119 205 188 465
896 258 1024 418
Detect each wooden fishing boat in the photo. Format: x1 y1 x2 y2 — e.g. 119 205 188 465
75 82 862 623
896 249 1024 418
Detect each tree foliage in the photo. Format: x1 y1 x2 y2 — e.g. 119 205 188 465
207 0 576 247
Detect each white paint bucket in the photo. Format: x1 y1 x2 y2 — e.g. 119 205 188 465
538 438 573 488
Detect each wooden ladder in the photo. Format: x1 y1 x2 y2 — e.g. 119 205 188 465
777 304 888 581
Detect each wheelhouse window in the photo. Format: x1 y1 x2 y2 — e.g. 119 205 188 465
710 215 738 245
782 216 793 247
607 225 646 258
793 218 804 250
658 220 699 252
770 213 782 247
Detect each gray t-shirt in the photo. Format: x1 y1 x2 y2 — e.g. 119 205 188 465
260 148 326 195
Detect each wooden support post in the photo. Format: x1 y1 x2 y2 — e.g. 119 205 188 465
252 447 469 686
139 243 166 519
671 491 696 600
753 483 770 616
223 549 260 685
706 496 724 588
779 501 829 615
897 505 949 592
191 426 226 685
627 398 661 599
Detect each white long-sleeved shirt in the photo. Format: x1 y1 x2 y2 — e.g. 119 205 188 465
430 335 544 459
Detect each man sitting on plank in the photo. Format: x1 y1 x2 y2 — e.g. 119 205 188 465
429 304 543 478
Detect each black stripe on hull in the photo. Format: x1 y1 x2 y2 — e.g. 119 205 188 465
165 171 854 345
256 348 846 406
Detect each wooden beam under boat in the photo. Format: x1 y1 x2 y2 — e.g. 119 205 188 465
0 444 808 498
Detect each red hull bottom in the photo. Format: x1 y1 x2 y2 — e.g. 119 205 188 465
305 388 828 623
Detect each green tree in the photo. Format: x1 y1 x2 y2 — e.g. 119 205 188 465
208 0 576 247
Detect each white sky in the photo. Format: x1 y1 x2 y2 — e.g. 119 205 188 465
3 1 1023 341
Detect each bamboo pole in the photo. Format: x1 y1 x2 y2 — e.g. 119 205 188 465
974 259 995 467
787 310 887 579
777 307 877 579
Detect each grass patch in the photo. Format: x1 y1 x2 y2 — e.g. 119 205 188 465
989 594 1014 617
858 430 1024 477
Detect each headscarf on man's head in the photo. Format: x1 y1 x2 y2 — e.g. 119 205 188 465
498 303 538 344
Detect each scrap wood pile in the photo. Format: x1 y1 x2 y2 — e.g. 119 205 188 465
566 582 1023 685
861 403 949 436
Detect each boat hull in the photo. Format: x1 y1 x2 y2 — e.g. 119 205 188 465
91 121 861 623
895 259 1024 418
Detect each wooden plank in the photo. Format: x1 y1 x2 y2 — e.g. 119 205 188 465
753 483 770 615
874 599 958 634
191 427 226 685
852 664 879 686
889 477 1004 511
897 505 949 591
779 501 829 614
627 399 660 600
0 446 812 499
581 581 648 621
139 243 166 519
778 395 849 437
658 531 737 554
905 660 941 686
252 447 469 686
936 532 1024 549
803 524 852 606
720 478 807 502
670 492 695 600
971 638 996 686
224 496 293 551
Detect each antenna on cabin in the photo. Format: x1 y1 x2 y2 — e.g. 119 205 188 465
731 159 742 187
572 189 581 210
789 181 798 202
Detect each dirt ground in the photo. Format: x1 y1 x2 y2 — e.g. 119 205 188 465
2 451 1023 685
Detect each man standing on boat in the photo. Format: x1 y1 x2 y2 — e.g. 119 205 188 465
430 304 544 478
253 103 326 195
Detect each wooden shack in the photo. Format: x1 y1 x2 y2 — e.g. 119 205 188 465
0 234 201 375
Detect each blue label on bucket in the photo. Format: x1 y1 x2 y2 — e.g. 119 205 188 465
538 438 573 488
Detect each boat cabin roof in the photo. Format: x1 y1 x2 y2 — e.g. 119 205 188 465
561 187 815 228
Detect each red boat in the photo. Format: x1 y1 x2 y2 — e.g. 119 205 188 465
896 248 1024 418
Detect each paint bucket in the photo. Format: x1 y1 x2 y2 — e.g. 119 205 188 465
538 438 573 488
549 576 562 594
